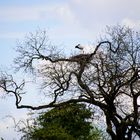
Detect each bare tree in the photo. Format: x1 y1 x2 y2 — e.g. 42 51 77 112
1 26 140 140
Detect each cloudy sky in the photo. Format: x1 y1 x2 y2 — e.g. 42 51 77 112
0 0 140 139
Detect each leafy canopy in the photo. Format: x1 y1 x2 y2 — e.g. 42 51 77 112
24 103 102 140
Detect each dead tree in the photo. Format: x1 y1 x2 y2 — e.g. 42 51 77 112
1 26 140 140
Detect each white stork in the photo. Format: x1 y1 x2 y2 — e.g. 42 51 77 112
75 44 85 54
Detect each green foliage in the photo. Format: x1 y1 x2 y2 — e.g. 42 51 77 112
30 124 75 140
27 103 102 140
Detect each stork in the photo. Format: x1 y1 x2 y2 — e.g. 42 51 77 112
75 44 85 54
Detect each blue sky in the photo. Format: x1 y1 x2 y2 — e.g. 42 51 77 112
0 0 140 139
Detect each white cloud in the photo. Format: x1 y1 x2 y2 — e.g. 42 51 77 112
121 18 140 29
0 4 77 24
49 4 77 24
0 31 25 39
70 0 140 29
0 6 40 21
1 0 140 42
0 0 140 27
0 3 78 40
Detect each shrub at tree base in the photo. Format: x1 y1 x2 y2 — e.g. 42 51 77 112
27 103 102 140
